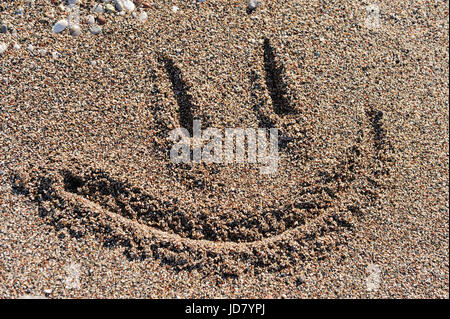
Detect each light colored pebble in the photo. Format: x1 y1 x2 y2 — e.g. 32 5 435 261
53 19 69 33
0 43 7 55
70 24 82 37
248 0 259 11
123 0 136 12
15 7 25 15
92 4 105 14
105 3 116 13
138 11 148 22
114 0 125 12
86 15 95 25
90 25 102 35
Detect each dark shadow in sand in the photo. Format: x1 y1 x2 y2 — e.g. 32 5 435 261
263 38 295 115
163 57 195 135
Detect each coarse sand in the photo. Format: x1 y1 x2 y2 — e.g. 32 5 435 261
0 0 448 298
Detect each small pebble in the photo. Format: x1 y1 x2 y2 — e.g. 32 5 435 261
92 4 105 14
247 0 259 12
105 4 115 13
69 25 82 37
90 25 102 35
171 6 179 13
15 7 25 15
53 19 69 33
86 15 95 25
27 44 34 52
96 16 107 25
123 0 136 12
115 0 124 12
138 11 148 22
0 25 7 34
115 0 134 12
0 43 7 55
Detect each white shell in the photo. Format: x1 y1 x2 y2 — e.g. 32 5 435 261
53 19 69 33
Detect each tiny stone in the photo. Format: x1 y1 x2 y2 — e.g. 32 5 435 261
114 0 124 12
85 15 94 25
138 11 148 22
27 44 34 52
105 4 115 13
122 0 136 12
90 25 102 35
53 19 69 33
171 5 179 13
295 276 306 285
69 24 82 37
92 4 104 14
13 43 21 50
43 289 52 295
15 7 25 15
142 2 151 9
0 25 7 34
0 43 7 55
247 0 259 12
52 51 60 59
96 16 106 25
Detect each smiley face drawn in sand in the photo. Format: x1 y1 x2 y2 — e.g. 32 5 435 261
12 2 394 275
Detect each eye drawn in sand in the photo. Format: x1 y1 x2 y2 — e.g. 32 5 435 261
14 38 393 276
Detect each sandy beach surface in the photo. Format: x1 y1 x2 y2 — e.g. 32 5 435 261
0 0 448 298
